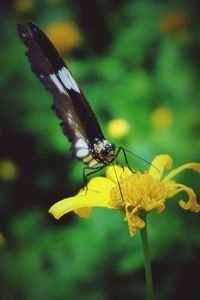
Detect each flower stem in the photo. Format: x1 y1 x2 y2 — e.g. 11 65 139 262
140 213 154 300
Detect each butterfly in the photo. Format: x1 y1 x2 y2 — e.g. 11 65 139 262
17 21 130 181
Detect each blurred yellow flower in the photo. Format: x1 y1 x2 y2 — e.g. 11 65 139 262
13 0 35 13
159 13 190 34
0 233 6 247
49 155 200 237
151 107 173 130
45 21 81 53
107 118 130 139
0 159 18 181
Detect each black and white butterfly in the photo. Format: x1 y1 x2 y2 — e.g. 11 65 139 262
17 21 130 179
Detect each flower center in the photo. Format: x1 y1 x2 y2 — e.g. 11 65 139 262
110 172 168 236
110 172 167 214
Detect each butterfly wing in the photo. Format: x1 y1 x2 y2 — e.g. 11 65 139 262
18 22 104 165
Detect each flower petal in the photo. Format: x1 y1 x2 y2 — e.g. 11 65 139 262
49 177 117 219
86 176 115 192
148 155 173 179
125 214 145 237
156 204 166 213
163 163 200 183
106 165 132 183
74 207 92 218
166 182 200 213
177 184 200 212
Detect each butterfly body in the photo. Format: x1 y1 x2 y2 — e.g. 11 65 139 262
18 21 116 169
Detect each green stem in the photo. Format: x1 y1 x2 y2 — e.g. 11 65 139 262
140 213 154 300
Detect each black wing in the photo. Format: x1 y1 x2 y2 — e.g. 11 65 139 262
17 21 104 164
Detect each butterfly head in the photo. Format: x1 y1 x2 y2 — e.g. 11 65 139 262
93 139 115 166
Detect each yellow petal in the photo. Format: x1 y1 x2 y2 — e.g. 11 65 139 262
86 176 115 192
156 204 166 213
163 163 200 183
177 184 200 213
125 214 145 237
166 183 200 213
49 177 117 219
106 165 132 183
74 207 92 218
148 155 173 179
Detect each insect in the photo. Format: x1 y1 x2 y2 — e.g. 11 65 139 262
17 21 131 182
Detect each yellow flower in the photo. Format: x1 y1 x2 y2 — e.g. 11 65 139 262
45 21 81 53
151 107 173 130
107 118 130 139
49 155 200 237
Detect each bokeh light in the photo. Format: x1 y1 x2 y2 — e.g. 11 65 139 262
13 0 35 13
107 118 130 139
45 21 81 53
151 107 173 130
0 159 18 181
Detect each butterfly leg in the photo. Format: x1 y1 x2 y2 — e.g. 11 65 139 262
114 157 125 170
83 165 105 194
115 146 135 173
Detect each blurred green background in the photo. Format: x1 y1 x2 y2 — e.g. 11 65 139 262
0 0 200 299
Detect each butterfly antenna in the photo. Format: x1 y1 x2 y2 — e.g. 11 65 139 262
116 147 160 174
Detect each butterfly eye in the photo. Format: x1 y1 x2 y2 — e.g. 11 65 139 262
101 147 108 156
